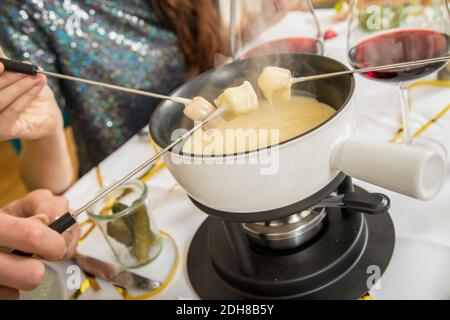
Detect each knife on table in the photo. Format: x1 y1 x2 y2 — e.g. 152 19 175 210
74 255 161 291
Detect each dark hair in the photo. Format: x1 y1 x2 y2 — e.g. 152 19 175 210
150 0 228 78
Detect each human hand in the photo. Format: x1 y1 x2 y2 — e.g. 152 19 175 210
0 190 81 299
0 47 63 141
1 190 81 258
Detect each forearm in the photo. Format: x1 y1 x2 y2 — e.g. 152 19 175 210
19 125 75 194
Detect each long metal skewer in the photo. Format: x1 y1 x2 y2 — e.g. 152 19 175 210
0 57 191 105
292 55 450 84
39 70 192 105
74 106 226 216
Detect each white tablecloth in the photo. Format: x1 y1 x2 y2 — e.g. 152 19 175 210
59 10 450 300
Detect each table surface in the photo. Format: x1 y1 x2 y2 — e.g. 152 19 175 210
57 10 450 300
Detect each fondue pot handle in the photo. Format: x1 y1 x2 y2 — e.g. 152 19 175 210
318 192 390 214
342 192 390 215
331 138 446 200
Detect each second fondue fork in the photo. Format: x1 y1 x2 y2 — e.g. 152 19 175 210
292 55 450 84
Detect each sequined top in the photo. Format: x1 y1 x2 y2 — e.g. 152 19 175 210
0 0 186 173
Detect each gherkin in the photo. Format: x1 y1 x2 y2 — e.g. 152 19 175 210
130 203 153 264
105 201 154 264
106 202 133 247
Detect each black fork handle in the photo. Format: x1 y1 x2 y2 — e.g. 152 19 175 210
12 213 77 257
0 57 39 75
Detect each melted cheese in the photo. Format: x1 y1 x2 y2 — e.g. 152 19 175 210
183 96 336 155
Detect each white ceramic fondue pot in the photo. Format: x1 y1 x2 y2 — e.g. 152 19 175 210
150 54 445 217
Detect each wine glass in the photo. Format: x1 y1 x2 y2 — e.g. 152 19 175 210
347 0 450 156
227 0 324 60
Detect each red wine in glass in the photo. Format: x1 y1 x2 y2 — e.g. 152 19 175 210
349 29 449 82
241 37 322 59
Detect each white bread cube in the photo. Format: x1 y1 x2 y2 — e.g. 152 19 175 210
258 66 293 101
214 81 259 115
183 96 224 128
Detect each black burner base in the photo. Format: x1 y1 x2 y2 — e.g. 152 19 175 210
187 187 395 300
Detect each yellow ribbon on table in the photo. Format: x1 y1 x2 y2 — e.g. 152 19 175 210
69 277 101 300
77 219 96 245
360 293 373 300
391 81 450 143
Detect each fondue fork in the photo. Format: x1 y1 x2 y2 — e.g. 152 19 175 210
11 106 226 257
0 58 192 105
292 55 450 84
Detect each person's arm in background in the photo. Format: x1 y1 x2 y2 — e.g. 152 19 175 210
0 1 77 193
0 49 74 194
19 92 74 194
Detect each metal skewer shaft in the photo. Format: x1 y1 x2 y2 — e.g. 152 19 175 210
38 70 192 105
73 106 226 216
292 55 450 84
0 57 191 105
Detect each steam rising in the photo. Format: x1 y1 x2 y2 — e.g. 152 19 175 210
202 53 321 105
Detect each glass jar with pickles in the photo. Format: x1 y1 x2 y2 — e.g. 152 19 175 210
88 180 162 269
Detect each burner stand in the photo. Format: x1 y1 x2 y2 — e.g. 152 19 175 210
187 185 395 300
